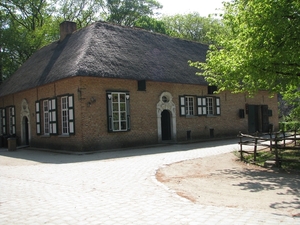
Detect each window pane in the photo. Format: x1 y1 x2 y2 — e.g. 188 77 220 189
120 94 125 102
113 103 118 111
120 103 125 111
112 94 118 102
121 121 127 130
120 112 126 120
113 122 119 130
113 112 119 120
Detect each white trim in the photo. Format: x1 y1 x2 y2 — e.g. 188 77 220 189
157 92 176 142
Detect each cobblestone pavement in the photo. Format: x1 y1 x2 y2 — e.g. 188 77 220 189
0 139 299 225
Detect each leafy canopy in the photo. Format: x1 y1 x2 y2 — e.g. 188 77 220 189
161 12 222 44
190 0 300 95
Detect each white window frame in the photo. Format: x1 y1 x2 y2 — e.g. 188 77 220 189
185 96 195 116
207 97 214 116
43 100 50 135
112 93 127 132
61 96 69 135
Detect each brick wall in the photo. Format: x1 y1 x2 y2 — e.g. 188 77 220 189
0 76 279 151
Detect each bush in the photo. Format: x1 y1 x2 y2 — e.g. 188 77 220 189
279 121 300 132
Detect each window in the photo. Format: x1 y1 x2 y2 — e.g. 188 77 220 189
207 97 214 115
8 106 15 135
107 92 130 132
43 100 50 134
208 85 217 94
138 80 146 91
180 95 221 117
61 95 75 135
205 97 220 116
61 97 68 134
35 95 74 136
185 96 195 115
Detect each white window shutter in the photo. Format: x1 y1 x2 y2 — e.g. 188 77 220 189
35 101 41 135
216 97 221 115
11 107 16 135
68 95 75 134
179 96 186 116
107 92 113 132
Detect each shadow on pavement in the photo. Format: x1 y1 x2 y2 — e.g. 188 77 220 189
0 138 239 164
219 167 300 215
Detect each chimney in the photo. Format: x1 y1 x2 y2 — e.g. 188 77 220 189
60 21 77 41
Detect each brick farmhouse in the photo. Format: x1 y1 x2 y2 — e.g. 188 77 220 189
0 21 279 151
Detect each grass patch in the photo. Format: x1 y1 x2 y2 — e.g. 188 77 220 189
242 149 300 171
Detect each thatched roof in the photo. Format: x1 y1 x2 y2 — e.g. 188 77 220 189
0 21 208 97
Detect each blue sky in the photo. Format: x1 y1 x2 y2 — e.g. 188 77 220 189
156 0 229 17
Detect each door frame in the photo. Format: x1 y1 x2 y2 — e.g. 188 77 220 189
20 99 31 145
157 92 176 142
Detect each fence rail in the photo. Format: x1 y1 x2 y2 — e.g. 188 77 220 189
238 130 300 167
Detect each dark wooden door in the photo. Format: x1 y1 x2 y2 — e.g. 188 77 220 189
261 105 269 132
248 105 259 133
25 117 29 145
161 110 171 140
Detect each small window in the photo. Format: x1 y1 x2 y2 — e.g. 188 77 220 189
138 80 146 91
208 86 217 94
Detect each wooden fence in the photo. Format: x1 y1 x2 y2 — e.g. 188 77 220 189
238 130 300 167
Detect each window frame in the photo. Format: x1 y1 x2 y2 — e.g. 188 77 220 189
107 91 130 132
43 100 50 135
61 96 69 135
180 95 221 117
8 106 16 135
185 96 195 116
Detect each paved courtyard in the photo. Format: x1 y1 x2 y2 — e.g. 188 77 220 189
0 139 299 224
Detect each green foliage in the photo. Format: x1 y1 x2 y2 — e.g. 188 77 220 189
279 121 300 132
133 16 168 34
161 13 222 44
104 0 162 26
190 0 300 95
56 0 103 28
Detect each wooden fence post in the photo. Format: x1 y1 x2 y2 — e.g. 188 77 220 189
294 129 297 147
239 131 243 161
274 133 280 168
269 131 273 152
254 131 258 162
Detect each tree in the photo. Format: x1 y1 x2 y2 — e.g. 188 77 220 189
161 12 222 44
0 0 55 81
56 0 104 28
190 0 300 119
133 16 168 34
191 0 300 93
104 0 162 26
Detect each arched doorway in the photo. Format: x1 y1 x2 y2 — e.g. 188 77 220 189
20 99 31 146
157 92 176 142
23 116 29 145
161 110 171 140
